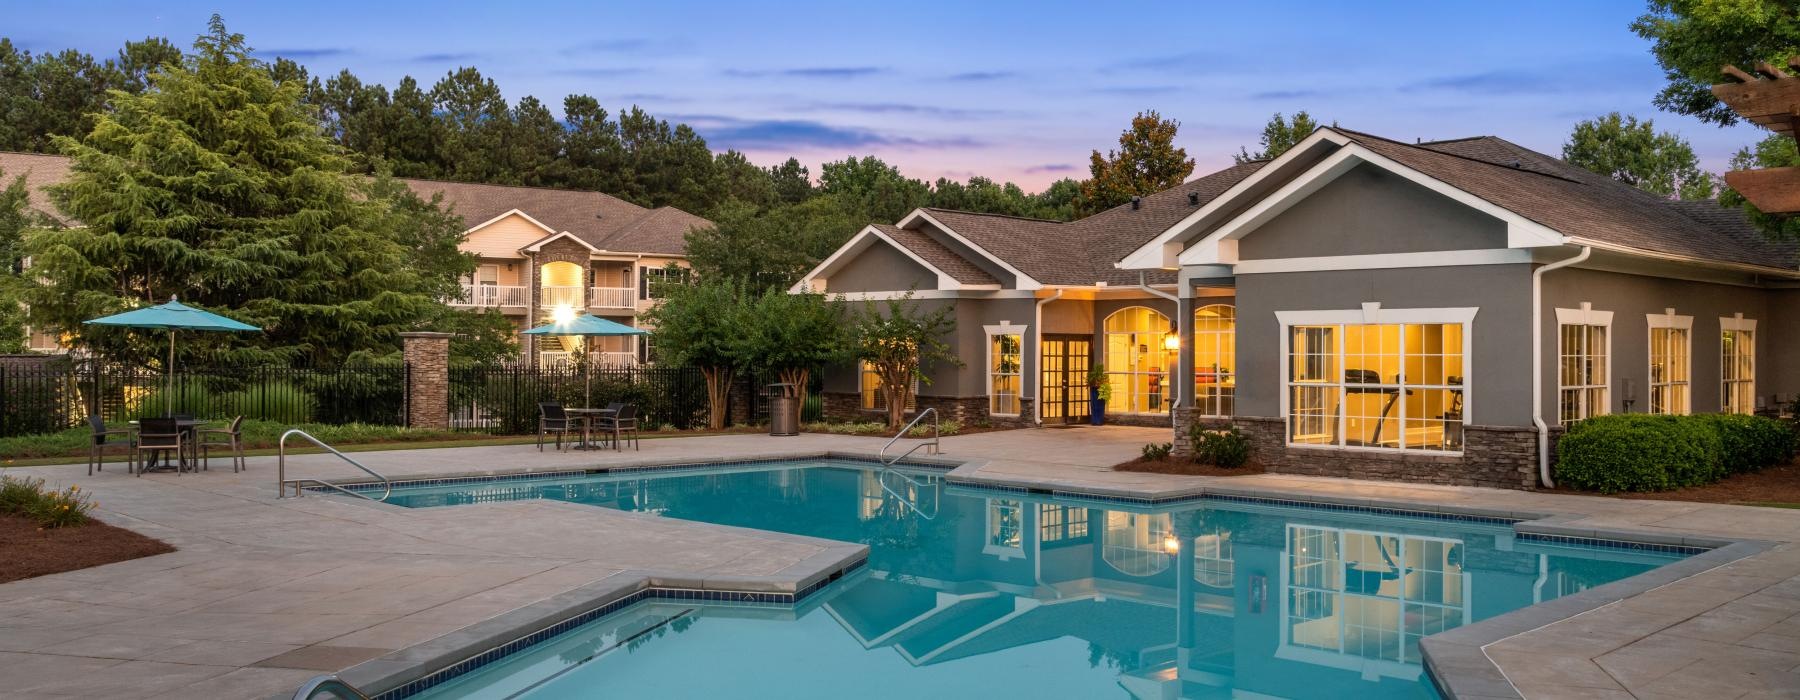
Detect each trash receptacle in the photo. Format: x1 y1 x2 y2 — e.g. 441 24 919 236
767 383 799 436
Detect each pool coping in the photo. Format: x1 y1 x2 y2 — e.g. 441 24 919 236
306 449 1769 700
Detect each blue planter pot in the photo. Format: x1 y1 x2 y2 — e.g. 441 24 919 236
1089 398 1106 426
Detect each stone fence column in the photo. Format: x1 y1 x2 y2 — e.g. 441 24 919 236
400 332 453 429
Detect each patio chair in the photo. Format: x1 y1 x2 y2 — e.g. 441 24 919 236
538 403 578 452
594 404 640 452
135 417 188 475
199 415 246 473
87 415 135 476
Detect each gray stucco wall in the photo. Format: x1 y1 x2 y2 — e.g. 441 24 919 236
1541 267 1778 419
1232 264 1535 427
1236 163 1509 260
825 242 935 293
1772 288 1800 404
821 296 1038 402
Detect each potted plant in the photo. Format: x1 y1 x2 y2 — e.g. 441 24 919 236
1087 365 1111 426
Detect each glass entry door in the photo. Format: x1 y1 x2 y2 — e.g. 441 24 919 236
1041 335 1093 423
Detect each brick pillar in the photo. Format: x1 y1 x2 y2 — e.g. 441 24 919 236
401 332 453 429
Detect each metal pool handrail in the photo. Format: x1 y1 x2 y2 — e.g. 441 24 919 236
877 468 941 520
878 407 939 467
292 674 371 700
277 428 392 501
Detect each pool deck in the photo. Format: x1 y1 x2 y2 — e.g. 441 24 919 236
1 425 1797 698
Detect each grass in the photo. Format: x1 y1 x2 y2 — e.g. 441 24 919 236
0 420 768 468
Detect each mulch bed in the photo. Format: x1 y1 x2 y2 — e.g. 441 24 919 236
1113 457 1266 477
0 515 174 584
1553 462 1800 507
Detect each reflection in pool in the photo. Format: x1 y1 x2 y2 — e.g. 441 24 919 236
386 461 1683 699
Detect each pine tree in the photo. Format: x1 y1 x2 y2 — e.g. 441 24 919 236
21 16 473 366
1235 111 1323 164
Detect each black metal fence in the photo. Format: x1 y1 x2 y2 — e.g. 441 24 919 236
0 363 406 438
448 365 712 433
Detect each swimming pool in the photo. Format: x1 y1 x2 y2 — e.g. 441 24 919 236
375 459 1688 699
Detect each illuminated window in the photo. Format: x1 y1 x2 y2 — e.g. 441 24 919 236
1284 320 1465 451
1040 504 1089 543
1193 304 1236 417
1194 531 1234 588
1557 305 1610 423
1104 307 1177 414
1721 316 1756 415
1102 512 1172 577
1283 525 1467 665
1648 312 1692 415
860 361 918 411
985 499 1023 556
988 330 1023 415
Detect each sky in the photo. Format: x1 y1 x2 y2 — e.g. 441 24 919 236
7 0 1770 192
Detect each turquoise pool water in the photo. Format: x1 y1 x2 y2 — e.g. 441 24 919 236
385 459 1686 699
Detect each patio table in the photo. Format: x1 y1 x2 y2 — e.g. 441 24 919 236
128 418 208 472
564 408 616 450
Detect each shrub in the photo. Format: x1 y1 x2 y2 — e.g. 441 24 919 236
1193 426 1253 469
1555 414 1724 493
132 383 219 419
1690 413 1795 473
28 484 94 528
1141 442 1173 461
0 475 44 515
222 381 315 422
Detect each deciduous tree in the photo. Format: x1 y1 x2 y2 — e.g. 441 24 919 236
1563 113 1716 200
846 293 959 428
1079 110 1195 216
1235 111 1323 163
637 278 748 429
1632 0 1800 126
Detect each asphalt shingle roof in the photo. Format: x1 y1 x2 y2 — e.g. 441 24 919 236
0 151 76 225
873 223 1000 285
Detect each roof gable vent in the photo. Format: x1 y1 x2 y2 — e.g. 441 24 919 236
1187 192 1200 206
1130 196 1141 210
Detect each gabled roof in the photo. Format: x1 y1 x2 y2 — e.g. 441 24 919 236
0 153 709 256
402 178 709 256
874 224 1000 285
0 151 76 225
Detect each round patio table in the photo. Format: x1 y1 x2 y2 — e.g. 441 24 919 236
127 418 208 472
563 408 616 450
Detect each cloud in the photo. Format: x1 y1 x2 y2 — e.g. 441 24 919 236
1401 57 1651 97
678 115 981 150
804 102 1010 120
554 67 648 78
725 66 885 79
947 71 1016 82
1024 164 1078 174
260 47 351 60
412 51 481 63
1090 85 1182 96
1103 51 1236 73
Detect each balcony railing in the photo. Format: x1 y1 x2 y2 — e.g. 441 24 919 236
539 351 640 367
588 286 637 309
541 285 585 310
453 284 528 307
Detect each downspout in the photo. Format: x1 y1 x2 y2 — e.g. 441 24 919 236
1137 272 1181 428
1033 288 1064 426
1532 245 1590 489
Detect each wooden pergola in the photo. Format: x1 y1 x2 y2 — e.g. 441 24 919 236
1714 58 1800 213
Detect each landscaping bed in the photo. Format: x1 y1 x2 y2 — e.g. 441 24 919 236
1113 457 1265 477
0 514 174 583
1556 461 1800 508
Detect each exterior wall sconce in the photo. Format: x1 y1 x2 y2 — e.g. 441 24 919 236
1162 332 1180 351
1162 535 1180 554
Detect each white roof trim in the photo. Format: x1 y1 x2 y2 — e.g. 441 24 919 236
1177 143 1567 267
898 209 1044 290
1117 129 1353 270
787 226 966 293
522 230 600 253
466 208 556 237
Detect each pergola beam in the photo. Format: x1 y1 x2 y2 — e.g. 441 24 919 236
1715 58 1800 214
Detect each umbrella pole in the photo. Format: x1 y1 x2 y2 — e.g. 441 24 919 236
167 330 176 417
584 338 592 408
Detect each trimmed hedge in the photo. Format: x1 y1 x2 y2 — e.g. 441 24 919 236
1556 413 1794 493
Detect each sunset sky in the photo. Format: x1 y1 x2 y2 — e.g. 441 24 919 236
10 0 1768 191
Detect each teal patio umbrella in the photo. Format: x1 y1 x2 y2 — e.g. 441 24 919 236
84 297 262 416
522 313 649 406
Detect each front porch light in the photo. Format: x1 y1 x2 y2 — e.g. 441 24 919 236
1162 331 1180 352
1162 535 1181 554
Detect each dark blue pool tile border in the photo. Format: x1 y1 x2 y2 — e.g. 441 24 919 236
947 481 1526 526
322 455 949 495
372 557 866 700
1516 532 1709 556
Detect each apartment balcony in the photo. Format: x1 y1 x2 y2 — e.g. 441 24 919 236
453 284 528 308
588 286 637 310
541 285 586 310
539 350 639 367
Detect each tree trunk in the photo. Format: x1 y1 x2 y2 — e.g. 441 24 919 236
700 366 732 430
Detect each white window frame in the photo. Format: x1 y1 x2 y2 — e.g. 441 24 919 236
1721 314 1757 415
1555 303 1613 424
1276 304 1477 454
859 360 918 412
982 498 1024 559
984 322 1025 417
1103 306 1178 415
1278 523 1471 677
1193 304 1236 418
1646 309 1693 416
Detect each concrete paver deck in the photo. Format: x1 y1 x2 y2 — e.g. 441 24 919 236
3 425 1799 698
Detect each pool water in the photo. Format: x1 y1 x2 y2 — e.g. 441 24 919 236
386 460 1685 699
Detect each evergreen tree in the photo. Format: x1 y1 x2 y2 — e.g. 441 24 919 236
0 171 31 352
508 95 565 187
1079 110 1195 216
819 155 932 224
21 16 478 366
1563 113 1716 201
768 157 815 205
431 66 511 183
559 94 628 194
